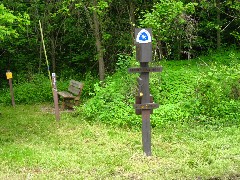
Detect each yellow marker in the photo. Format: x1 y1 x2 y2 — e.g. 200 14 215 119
140 92 143 97
6 72 12 79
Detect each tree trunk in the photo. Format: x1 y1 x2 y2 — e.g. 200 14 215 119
177 36 181 60
129 1 135 46
158 41 163 60
39 43 42 73
51 35 56 72
93 0 105 81
216 0 221 49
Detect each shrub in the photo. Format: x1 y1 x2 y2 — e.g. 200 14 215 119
193 61 240 122
78 50 240 128
77 71 140 127
0 74 70 105
0 74 51 105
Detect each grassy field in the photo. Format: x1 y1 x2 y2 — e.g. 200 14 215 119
0 104 239 179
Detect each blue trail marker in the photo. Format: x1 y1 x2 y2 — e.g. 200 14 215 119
136 29 152 43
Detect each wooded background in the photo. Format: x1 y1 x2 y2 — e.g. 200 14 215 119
0 0 239 84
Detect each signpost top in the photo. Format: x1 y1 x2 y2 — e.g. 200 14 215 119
135 28 152 44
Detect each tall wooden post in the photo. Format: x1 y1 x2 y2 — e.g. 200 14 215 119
6 70 15 107
128 28 162 156
140 62 151 155
52 73 60 121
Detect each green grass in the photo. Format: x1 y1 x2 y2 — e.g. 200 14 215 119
0 104 239 179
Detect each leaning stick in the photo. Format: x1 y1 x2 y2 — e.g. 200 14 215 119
39 20 52 87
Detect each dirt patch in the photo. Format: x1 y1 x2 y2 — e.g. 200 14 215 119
41 105 74 114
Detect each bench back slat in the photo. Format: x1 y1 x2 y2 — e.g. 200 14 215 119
68 85 80 95
68 80 84 96
70 80 83 88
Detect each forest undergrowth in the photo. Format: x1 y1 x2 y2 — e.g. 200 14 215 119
0 50 239 128
77 50 240 128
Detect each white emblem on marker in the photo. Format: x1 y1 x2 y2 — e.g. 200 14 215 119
136 29 152 43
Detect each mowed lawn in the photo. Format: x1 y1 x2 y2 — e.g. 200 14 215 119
0 104 239 179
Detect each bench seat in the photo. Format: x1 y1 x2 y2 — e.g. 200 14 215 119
57 91 76 99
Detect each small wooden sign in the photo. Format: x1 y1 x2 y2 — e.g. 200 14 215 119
135 96 154 115
134 103 159 110
6 72 13 79
128 67 163 73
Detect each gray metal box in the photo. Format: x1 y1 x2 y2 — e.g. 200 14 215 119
136 44 152 62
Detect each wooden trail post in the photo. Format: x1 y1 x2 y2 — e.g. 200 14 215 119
6 70 15 107
52 73 60 121
128 28 162 156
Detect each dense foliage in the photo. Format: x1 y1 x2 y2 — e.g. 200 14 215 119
0 1 239 127
77 51 240 127
0 0 239 82
0 4 29 40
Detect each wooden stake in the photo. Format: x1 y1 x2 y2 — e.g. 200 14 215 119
140 62 151 156
6 70 15 107
52 73 60 121
129 28 162 156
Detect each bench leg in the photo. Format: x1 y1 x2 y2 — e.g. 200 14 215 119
74 100 79 106
61 99 65 110
60 98 76 110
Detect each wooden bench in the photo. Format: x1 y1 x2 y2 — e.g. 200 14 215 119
58 80 84 109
